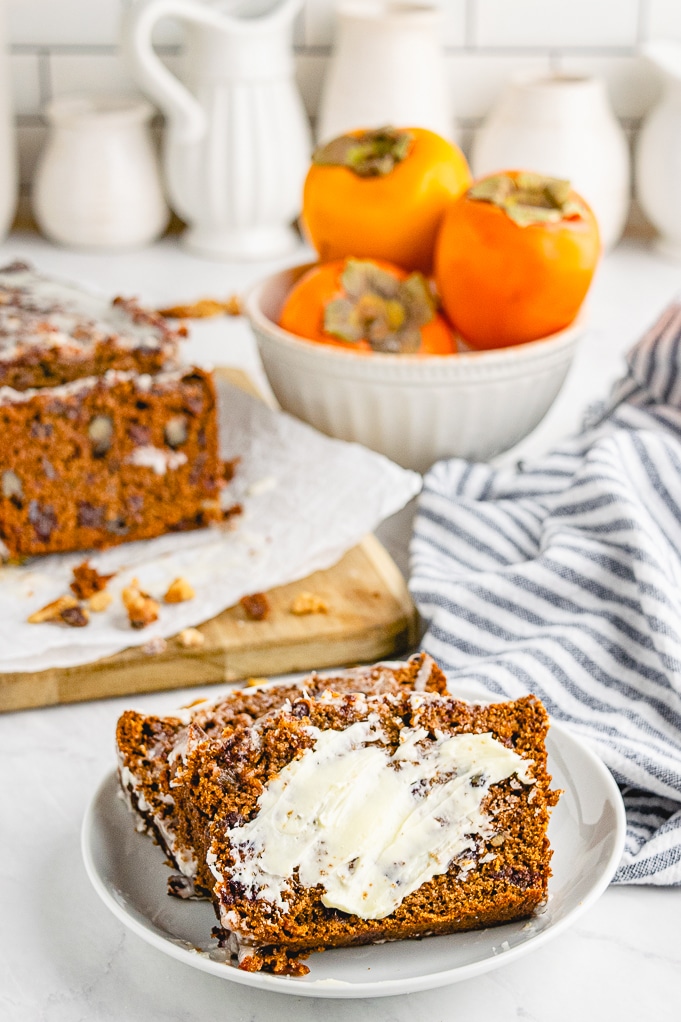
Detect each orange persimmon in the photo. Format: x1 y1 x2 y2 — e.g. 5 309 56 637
302 127 472 274
279 257 456 355
434 171 601 349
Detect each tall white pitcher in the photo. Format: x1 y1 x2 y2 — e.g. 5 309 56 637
0 0 17 241
123 0 311 259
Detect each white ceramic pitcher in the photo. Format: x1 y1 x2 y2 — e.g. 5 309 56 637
0 0 17 241
317 1 455 144
33 95 169 251
636 40 681 260
123 0 312 259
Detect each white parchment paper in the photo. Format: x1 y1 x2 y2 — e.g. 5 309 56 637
0 381 421 672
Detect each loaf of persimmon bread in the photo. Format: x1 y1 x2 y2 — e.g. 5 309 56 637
0 262 223 559
0 260 181 390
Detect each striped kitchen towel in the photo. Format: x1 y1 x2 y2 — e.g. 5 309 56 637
409 303 681 885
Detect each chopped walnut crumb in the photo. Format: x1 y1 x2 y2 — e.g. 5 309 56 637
164 577 195 603
221 502 243 524
28 594 79 624
142 636 167 655
70 560 114 599
122 578 159 629
88 589 113 613
290 591 329 615
158 295 242 319
222 457 240 483
178 627 205 648
240 592 270 621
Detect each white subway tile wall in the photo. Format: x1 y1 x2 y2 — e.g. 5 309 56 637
4 0 681 189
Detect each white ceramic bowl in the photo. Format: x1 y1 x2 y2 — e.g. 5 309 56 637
245 264 583 473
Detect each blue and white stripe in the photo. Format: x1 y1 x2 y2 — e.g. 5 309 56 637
409 304 681 885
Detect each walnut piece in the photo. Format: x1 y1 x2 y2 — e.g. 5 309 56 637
240 592 270 621
122 579 159 629
164 577 196 603
88 589 113 613
178 627 205 648
2 469 23 501
70 560 114 599
290 591 329 616
158 295 242 319
164 415 188 449
28 595 79 624
88 415 113 456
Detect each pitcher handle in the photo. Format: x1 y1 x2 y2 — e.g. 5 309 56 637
122 0 236 144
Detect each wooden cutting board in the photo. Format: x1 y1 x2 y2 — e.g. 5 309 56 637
0 370 419 712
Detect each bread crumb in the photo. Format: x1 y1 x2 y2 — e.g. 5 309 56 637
70 560 114 599
164 577 195 603
143 636 167 655
28 594 79 624
240 592 270 621
158 295 242 319
88 589 113 613
122 578 159 629
290 591 329 615
222 457 240 483
178 627 205 648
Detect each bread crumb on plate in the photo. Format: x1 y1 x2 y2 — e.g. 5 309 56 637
178 627 205 648
290 591 329 615
164 577 195 603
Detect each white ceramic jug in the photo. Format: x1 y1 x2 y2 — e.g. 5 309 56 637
636 40 681 260
317 1 455 144
0 0 17 241
32 95 169 251
123 0 312 260
472 72 631 251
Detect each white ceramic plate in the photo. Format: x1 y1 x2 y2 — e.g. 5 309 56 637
82 712 625 999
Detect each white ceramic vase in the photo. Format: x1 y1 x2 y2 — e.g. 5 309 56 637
32 95 169 251
636 40 681 260
317 1 455 144
472 72 631 251
123 0 312 260
0 0 17 241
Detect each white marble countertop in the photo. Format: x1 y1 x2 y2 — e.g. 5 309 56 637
2 231 681 1022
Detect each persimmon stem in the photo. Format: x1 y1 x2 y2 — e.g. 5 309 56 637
312 129 414 178
469 172 586 227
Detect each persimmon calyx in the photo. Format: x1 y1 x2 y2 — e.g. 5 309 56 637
468 172 586 226
323 259 436 353
312 128 413 178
